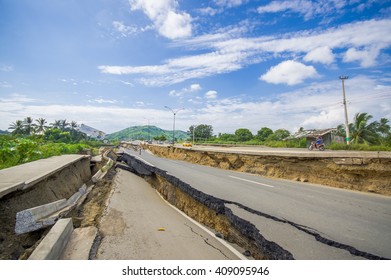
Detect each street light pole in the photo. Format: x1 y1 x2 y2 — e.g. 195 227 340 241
339 75 350 145
144 118 150 143
164 106 184 146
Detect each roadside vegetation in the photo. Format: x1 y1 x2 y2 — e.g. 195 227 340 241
1 117 103 170
187 113 391 151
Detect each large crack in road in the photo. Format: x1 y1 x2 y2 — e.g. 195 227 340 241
224 201 387 260
119 150 389 260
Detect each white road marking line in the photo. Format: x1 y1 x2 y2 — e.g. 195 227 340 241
229 175 275 188
136 156 155 167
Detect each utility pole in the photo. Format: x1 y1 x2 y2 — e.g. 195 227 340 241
192 124 196 145
339 75 350 145
164 106 184 146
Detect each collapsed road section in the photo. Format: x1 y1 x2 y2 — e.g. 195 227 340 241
118 147 391 260
145 145 391 196
118 150 293 260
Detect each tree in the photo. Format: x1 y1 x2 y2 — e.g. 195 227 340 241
267 129 290 141
50 120 62 129
70 121 78 130
189 124 213 141
375 118 390 137
23 117 34 135
235 128 253 142
44 128 71 143
9 120 25 135
34 118 48 135
349 112 379 144
154 135 167 141
256 127 273 142
60 119 70 131
219 133 237 142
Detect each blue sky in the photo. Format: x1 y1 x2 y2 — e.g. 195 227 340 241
1 0 391 134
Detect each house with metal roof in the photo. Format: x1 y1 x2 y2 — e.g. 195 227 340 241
285 128 345 147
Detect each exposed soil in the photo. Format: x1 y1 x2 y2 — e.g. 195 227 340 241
146 145 391 196
0 158 115 260
1 145 390 260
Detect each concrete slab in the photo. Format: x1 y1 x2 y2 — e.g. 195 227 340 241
28 218 73 260
0 154 89 199
15 199 68 235
95 169 242 260
61 226 98 260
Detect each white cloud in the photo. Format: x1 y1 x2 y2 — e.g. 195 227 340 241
343 47 380 67
198 7 219 16
1 77 390 134
260 60 318 85
0 93 36 103
205 90 218 99
99 19 391 86
158 11 192 39
304 46 335 64
214 0 247 8
120 80 134 86
112 21 138 37
89 98 118 104
189 84 202 91
129 0 192 39
257 0 348 20
169 83 202 97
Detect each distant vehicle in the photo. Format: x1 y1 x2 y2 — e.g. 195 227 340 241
308 141 325 151
183 142 192 147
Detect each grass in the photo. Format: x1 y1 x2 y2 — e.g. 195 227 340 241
0 135 97 170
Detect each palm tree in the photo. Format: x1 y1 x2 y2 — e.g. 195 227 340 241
70 121 78 130
34 118 48 135
23 117 34 135
349 112 378 144
60 119 69 131
50 120 62 129
376 118 390 136
9 120 25 135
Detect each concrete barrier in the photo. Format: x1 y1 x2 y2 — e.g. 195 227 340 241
15 199 68 234
15 184 88 234
28 218 73 260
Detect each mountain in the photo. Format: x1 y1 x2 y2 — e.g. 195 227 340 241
106 125 189 141
78 124 106 139
0 130 9 135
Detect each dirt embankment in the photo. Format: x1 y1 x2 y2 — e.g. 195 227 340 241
0 158 91 259
146 146 391 196
0 154 116 260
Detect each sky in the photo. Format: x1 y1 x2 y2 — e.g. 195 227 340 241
1 0 391 135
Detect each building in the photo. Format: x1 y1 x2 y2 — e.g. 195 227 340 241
286 128 344 147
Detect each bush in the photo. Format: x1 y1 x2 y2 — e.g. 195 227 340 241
328 143 391 151
0 135 96 170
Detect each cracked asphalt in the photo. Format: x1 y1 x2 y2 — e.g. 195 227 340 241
124 147 391 260
95 169 242 260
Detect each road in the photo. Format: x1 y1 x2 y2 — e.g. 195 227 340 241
95 169 243 260
125 147 391 260
176 144 391 158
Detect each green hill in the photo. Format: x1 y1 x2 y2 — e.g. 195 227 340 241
106 125 189 141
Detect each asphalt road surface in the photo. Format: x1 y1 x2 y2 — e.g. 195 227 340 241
96 169 243 260
125 148 391 260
